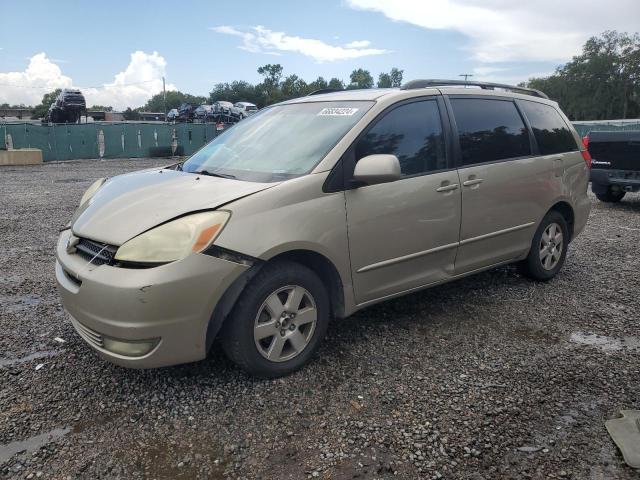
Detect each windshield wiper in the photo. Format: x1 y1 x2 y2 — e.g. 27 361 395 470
195 169 236 180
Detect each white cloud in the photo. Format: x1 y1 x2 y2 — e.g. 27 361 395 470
0 53 72 106
211 25 388 62
345 40 371 48
83 51 176 110
347 0 640 63
0 51 175 109
472 66 509 77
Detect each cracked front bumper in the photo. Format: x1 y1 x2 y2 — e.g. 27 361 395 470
55 229 249 368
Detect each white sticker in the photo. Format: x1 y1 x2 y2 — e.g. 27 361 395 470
317 107 359 116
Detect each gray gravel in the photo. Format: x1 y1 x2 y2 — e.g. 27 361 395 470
1 158 639 479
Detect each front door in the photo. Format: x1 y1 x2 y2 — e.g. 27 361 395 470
344 98 462 304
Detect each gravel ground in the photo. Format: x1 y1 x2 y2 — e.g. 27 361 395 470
1 158 639 480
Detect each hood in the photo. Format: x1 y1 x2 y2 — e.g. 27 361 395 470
71 169 275 245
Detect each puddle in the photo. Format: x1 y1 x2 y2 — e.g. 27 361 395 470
570 332 640 352
0 350 61 368
0 294 43 314
0 427 70 463
54 178 84 183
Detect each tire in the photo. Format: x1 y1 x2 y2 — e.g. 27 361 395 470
595 188 625 203
220 260 330 378
519 210 569 281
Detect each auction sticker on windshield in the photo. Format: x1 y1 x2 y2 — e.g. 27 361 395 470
317 107 359 116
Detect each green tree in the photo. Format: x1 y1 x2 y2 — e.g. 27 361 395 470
123 107 140 120
257 64 284 88
307 76 329 93
257 64 284 104
31 89 61 119
523 31 640 120
389 68 404 87
209 81 263 106
348 69 374 89
377 68 404 88
281 74 308 99
143 91 206 112
327 77 345 90
377 72 392 88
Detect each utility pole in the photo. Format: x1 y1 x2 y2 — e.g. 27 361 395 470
162 76 167 121
459 73 473 86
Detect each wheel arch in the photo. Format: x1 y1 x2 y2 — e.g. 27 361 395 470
265 249 346 320
206 248 347 351
548 200 575 241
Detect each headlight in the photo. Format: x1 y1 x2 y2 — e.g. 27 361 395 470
114 211 230 263
80 178 106 206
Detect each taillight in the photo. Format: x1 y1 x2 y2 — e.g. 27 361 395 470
581 135 592 168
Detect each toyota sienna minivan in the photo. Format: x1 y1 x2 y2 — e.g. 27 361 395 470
56 80 591 377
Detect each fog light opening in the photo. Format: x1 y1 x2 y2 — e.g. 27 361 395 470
102 337 159 357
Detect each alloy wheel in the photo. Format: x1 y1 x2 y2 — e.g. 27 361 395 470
539 222 564 270
253 285 317 363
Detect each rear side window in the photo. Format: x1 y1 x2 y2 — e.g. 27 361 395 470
355 100 446 176
450 98 531 166
519 101 577 155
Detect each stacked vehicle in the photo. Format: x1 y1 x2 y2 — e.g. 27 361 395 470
171 101 258 124
44 88 86 124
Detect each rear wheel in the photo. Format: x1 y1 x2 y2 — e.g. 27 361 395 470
220 260 329 378
520 211 569 281
595 188 625 203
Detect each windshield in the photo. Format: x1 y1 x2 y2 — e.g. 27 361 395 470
183 101 373 182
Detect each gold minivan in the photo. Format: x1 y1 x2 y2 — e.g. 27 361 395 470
56 80 591 377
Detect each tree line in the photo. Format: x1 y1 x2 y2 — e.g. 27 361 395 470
142 66 404 112
22 31 640 121
521 31 640 120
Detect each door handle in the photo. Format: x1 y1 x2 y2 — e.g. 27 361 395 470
462 178 484 187
436 183 459 192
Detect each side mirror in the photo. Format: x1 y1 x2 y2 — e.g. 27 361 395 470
352 154 401 186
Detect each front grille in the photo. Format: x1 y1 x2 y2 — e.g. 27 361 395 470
75 238 118 266
72 318 104 348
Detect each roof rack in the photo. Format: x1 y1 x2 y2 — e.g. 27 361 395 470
400 79 548 99
307 88 343 96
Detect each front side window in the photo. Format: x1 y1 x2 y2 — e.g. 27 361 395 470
519 101 577 155
451 98 531 166
355 100 446 176
183 101 373 182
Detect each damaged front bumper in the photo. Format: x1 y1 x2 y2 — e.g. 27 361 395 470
55 229 249 368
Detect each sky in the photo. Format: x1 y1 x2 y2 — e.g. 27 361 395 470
0 0 638 110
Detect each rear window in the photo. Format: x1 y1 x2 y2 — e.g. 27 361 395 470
451 98 530 166
519 101 577 155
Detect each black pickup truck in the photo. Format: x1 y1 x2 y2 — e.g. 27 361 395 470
587 131 640 202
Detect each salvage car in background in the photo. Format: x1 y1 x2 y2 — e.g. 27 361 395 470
44 88 86 124
177 103 197 123
586 130 640 202
234 102 258 118
56 80 590 378
166 108 179 122
193 104 214 123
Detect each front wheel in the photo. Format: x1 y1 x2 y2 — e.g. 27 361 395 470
519 211 569 281
220 260 329 378
595 187 625 203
